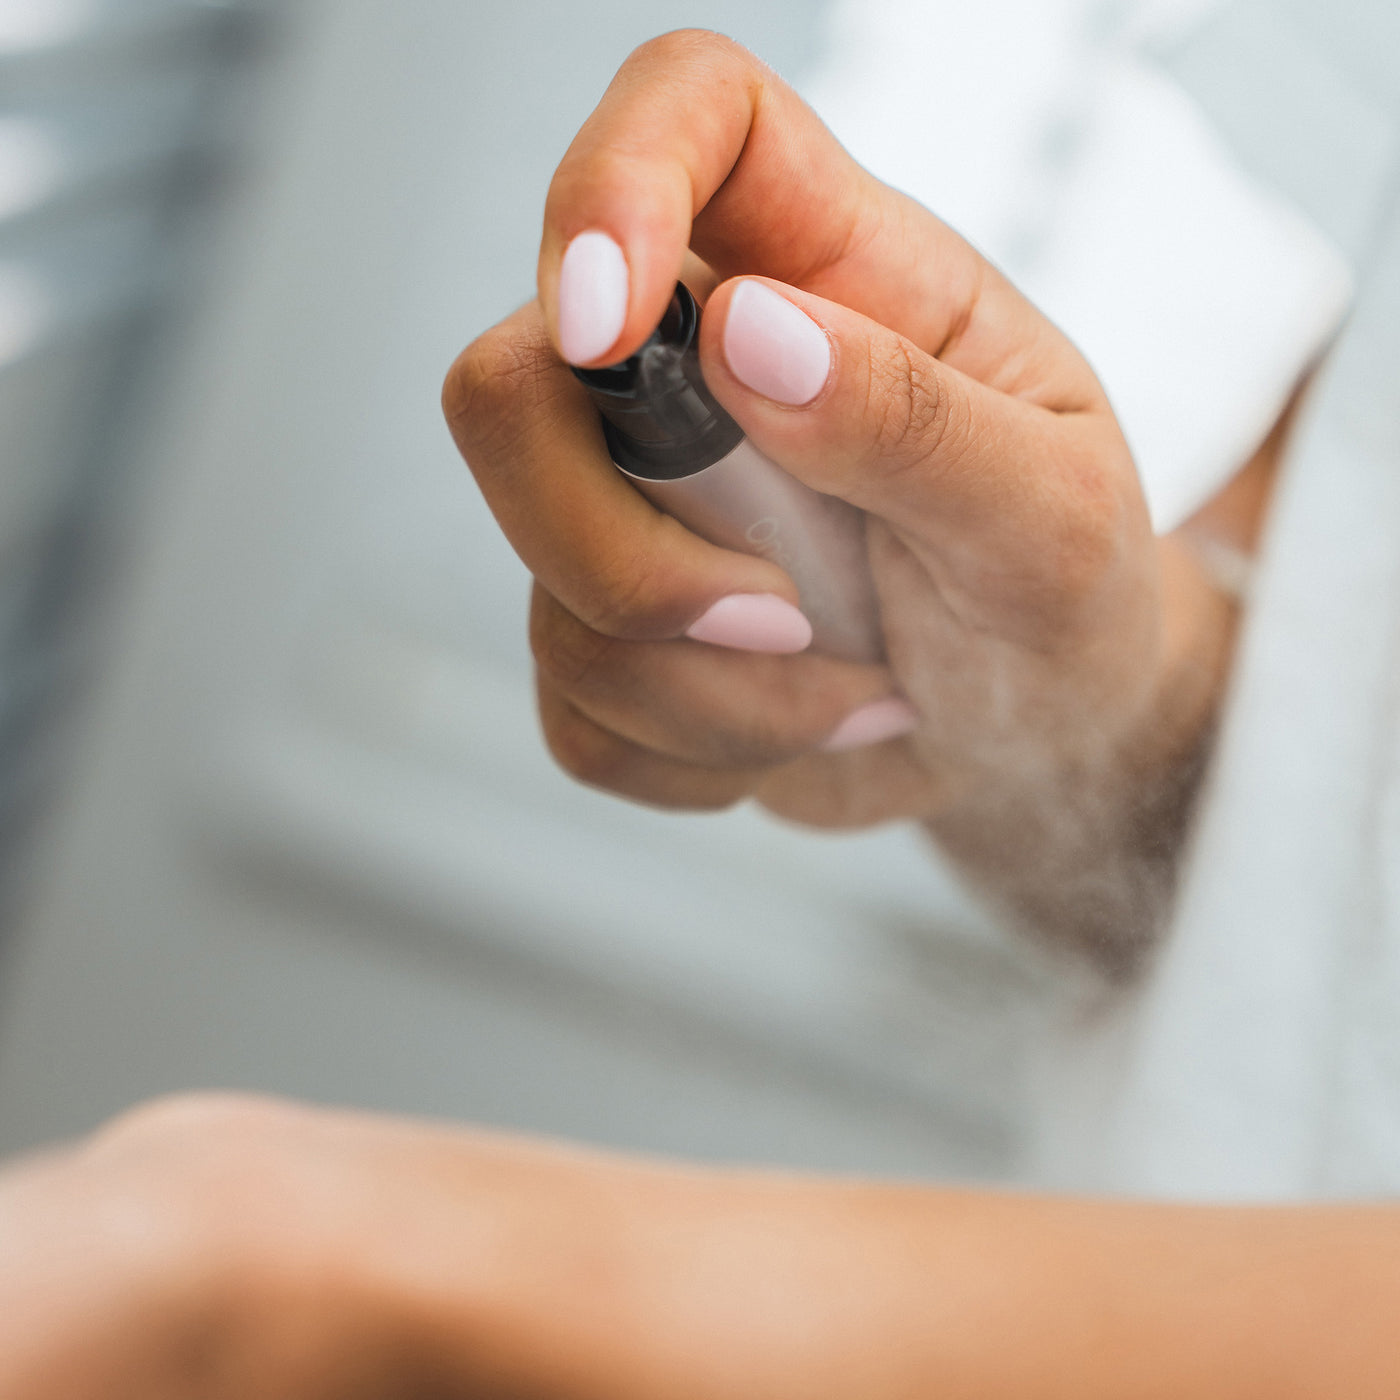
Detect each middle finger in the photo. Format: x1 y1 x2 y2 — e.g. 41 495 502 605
530 583 892 770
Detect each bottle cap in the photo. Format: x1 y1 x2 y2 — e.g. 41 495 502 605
571 283 743 481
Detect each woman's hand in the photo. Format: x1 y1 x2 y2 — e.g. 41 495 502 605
0 1093 693 1399
443 31 1238 965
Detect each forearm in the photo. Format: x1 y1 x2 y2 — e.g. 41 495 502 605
4 1099 1396 1400
467 1173 1400 1400
813 1189 1400 1400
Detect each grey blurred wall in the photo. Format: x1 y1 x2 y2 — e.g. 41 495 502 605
0 0 1050 1176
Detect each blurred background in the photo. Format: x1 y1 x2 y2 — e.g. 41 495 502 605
0 0 1376 1181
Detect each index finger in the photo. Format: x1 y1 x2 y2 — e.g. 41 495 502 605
539 30 1082 412
443 301 810 643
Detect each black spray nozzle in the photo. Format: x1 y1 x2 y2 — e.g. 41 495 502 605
572 282 743 481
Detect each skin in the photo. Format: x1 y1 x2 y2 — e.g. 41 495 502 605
4 30 1381 1400
443 30 1242 974
2 1093 1399 1399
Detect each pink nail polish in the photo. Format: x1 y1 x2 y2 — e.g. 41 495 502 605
723 280 831 406
558 231 629 365
685 593 814 653
821 697 919 753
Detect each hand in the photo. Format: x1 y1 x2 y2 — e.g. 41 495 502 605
0 1093 1000 1399
8 1093 937 1400
0 1093 696 1399
443 31 1238 960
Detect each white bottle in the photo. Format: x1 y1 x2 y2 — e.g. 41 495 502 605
573 283 883 664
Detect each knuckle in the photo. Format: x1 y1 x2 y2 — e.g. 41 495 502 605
85 1093 328 1298
868 338 954 471
441 319 551 456
530 601 620 693
631 27 742 71
577 539 680 641
94 1092 301 1153
542 704 631 792
552 145 647 210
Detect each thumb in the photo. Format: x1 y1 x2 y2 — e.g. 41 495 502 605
697 276 1146 612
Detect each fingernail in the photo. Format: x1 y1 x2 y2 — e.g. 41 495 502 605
685 593 813 653
723 280 831 406
558 230 629 365
821 697 919 753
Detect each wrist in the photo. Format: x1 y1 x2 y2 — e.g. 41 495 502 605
1142 530 1240 767
0 1146 242 1398
917 534 1238 977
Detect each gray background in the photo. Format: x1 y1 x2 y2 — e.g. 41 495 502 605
0 0 1052 1178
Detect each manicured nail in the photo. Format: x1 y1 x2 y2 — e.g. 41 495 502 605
723 280 831 406
685 593 813 653
821 697 919 753
557 230 629 365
